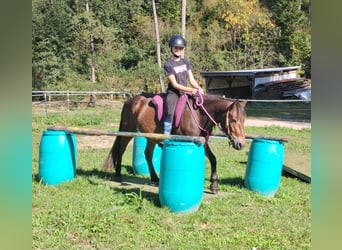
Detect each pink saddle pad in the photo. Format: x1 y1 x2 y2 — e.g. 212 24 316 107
151 93 188 128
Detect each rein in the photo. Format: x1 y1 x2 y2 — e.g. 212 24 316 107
194 93 218 126
184 93 220 147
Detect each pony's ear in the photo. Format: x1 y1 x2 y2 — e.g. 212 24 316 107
239 100 248 107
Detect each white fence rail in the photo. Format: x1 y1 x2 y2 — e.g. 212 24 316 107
32 90 133 99
32 90 133 115
32 90 311 122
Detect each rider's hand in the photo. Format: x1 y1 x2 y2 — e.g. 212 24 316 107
191 88 198 96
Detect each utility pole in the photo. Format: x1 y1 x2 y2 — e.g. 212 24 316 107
86 0 96 84
152 0 165 92
181 0 186 58
181 0 186 38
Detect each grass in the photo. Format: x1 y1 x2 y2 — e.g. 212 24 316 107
245 101 311 122
32 101 311 249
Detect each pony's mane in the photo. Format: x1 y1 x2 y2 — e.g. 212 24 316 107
204 94 246 115
236 101 246 116
204 94 226 100
204 94 238 102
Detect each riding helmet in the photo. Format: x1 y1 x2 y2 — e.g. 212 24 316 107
168 35 186 48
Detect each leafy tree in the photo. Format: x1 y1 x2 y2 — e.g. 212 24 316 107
218 0 280 69
32 0 311 91
155 0 181 23
32 0 79 88
269 0 311 76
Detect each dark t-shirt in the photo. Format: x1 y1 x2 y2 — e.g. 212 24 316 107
164 57 192 94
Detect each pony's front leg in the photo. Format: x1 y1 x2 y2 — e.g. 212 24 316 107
145 142 159 184
205 145 218 194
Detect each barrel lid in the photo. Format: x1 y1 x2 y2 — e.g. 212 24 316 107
43 130 73 136
253 137 284 145
163 139 199 146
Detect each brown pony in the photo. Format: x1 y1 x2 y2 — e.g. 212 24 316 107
103 93 247 194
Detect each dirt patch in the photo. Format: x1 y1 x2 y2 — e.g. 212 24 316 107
76 135 117 150
245 117 311 130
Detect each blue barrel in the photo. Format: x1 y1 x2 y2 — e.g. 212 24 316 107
132 136 162 176
39 130 77 185
244 138 285 198
159 140 205 213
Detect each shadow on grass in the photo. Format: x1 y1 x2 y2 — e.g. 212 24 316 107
32 168 112 184
74 164 136 179
33 174 40 183
33 164 114 183
76 168 112 179
75 165 160 206
218 176 245 188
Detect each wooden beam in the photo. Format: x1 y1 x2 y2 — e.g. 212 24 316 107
46 125 206 145
210 133 289 143
282 165 311 183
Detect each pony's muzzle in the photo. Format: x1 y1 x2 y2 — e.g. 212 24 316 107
229 137 245 150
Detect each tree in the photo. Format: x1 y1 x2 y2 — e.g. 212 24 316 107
220 0 280 69
32 0 79 88
270 0 311 76
32 0 311 91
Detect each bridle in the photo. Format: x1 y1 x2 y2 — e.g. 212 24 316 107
184 93 239 147
225 113 240 147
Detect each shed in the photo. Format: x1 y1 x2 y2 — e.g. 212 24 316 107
200 66 303 99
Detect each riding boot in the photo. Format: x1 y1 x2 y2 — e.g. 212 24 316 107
163 120 172 135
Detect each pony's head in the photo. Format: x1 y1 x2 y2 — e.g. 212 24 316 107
224 100 247 150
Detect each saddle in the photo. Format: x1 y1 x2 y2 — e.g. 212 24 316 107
151 93 188 128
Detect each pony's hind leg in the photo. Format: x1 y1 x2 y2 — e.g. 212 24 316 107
205 145 219 194
145 141 159 184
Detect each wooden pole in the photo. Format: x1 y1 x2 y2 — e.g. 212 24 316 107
86 0 96 83
181 0 186 58
151 0 164 92
46 125 206 145
282 165 310 183
181 0 186 38
210 133 289 143
46 126 288 144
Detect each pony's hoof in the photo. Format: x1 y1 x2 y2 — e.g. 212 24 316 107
151 182 159 187
210 184 219 194
151 178 159 186
210 188 219 194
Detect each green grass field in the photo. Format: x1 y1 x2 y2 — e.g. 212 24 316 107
245 101 311 122
32 102 311 249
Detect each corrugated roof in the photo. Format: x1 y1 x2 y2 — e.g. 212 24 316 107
200 66 301 77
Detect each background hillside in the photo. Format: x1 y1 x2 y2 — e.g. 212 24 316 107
32 0 311 95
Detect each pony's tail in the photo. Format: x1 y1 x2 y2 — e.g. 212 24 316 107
102 102 128 170
102 137 121 170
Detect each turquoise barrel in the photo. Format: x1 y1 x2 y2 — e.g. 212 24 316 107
39 130 77 185
244 138 285 198
132 136 161 176
159 140 205 213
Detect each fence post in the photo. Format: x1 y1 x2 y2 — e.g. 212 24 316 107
44 92 48 117
67 90 70 111
88 92 96 107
